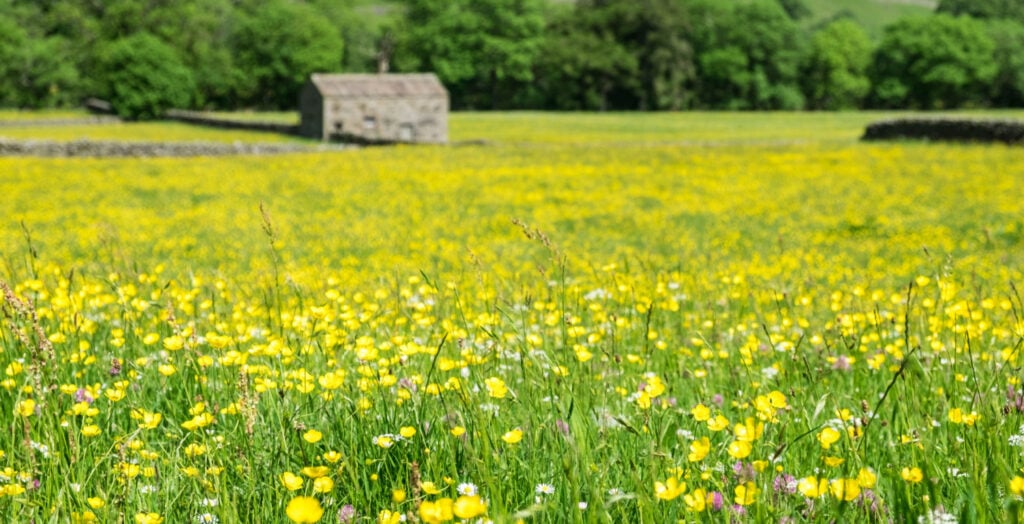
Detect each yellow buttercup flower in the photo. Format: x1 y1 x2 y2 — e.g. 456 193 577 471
134 513 163 524
684 488 707 512
15 398 36 417
419 498 454 524
280 471 303 491
798 476 827 498
817 427 841 450
286 496 323 523
1010 476 1024 497
857 468 877 488
688 437 710 462
901 467 923 483
453 494 487 519
484 377 508 399
502 428 523 444
654 477 686 501
734 481 757 506
727 440 751 459
377 510 401 524
707 415 729 432
301 466 329 478
313 477 334 494
829 478 861 502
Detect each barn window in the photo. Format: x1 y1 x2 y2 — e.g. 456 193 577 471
363 116 377 130
334 122 343 132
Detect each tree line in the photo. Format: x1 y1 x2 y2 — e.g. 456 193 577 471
1 0 1022 118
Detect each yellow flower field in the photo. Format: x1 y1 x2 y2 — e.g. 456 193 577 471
1 112 1023 523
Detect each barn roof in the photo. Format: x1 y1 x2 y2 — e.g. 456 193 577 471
309 73 448 98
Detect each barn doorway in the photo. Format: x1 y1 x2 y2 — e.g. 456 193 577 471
399 123 415 142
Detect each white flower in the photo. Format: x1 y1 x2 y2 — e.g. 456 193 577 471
457 483 478 496
578 501 588 510
918 507 958 524
30 441 50 458
196 514 219 524
535 483 555 495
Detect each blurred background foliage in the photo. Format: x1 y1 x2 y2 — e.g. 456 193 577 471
0 0 1022 118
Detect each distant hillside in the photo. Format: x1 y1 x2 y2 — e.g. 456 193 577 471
802 0 937 37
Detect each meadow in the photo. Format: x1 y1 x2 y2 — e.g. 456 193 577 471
1 112 1023 523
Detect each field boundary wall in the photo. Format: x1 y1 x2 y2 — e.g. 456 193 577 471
0 138 347 157
862 118 1024 144
165 110 300 135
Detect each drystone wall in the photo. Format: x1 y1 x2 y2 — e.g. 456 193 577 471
862 118 1024 144
165 110 300 135
0 138 346 157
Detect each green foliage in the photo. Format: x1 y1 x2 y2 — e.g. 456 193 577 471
803 19 873 110
535 0 695 110
96 33 195 120
690 0 805 109
4 0 1024 112
0 2 81 108
985 19 1024 107
311 0 404 73
397 0 545 109
144 0 238 109
534 14 638 110
870 15 997 109
231 0 344 109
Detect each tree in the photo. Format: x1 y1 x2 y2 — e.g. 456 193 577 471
96 33 195 119
870 15 996 109
533 0 697 111
0 8 79 108
396 0 545 109
803 19 872 110
231 0 344 109
144 0 238 109
688 0 805 109
986 19 1024 107
311 0 404 73
611 0 696 110
534 8 638 110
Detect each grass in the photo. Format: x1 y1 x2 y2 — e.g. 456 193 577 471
0 109 93 121
1 112 1024 523
0 120 310 144
801 0 936 37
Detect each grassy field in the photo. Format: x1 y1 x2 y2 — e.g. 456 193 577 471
0 119 309 144
801 0 935 37
1 112 1024 523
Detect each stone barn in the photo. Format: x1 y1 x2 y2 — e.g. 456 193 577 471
299 73 448 144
